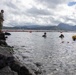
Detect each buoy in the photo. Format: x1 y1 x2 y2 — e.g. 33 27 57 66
72 35 76 41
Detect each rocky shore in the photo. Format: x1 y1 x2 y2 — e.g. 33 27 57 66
0 32 34 75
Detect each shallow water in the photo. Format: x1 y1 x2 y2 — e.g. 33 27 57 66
6 32 76 75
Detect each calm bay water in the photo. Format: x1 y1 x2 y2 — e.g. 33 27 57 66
6 32 76 75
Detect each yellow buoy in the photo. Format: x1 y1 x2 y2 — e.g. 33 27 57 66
72 35 76 41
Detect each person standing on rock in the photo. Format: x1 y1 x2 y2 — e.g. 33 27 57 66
0 10 4 33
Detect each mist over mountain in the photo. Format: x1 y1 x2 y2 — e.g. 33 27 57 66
58 23 76 31
3 23 76 31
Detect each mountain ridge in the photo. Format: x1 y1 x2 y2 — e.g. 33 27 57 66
3 23 76 31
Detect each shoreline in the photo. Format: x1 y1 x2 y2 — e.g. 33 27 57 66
0 33 34 75
2 29 76 32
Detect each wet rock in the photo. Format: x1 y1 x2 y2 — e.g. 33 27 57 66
0 40 7 46
0 54 14 69
34 70 42 75
0 33 6 40
9 62 21 73
0 54 7 69
19 66 32 75
0 32 11 46
35 62 42 67
0 54 33 75
9 62 33 75
0 66 18 75
0 59 7 69
0 38 33 75
5 32 11 35
6 56 15 65
22 56 29 60
0 54 14 68
0 54 6 59
0 33 8 46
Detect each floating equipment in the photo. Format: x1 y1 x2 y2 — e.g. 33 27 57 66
72 35 76 41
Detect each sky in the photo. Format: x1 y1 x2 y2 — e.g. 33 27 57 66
0 0 76 27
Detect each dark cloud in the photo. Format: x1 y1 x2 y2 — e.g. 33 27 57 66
5 1 18 9
35 0 66 8
26 7 51 16
65 17 76 24
7 20 26 27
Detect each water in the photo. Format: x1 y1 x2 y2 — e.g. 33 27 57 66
6 32 76 75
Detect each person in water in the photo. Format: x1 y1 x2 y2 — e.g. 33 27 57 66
42 32 46 37
59 34 64 39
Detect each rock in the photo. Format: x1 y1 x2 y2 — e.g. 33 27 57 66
35 62 42 67
0 66 18 75
0 47 13 56
9 62 33 75
0 59 7 69
0 54 6 59
5 32 11 35
34 70 42 75
6 56 15 65
0 38 33 75
9 62 21 73
0 33 6 40
19 66 33 75
0 32 8 46
0 54 15 69
0 54 33 75
0 54 7 69
0 40 7 46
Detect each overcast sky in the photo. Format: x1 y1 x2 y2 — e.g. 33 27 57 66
0 0 76 27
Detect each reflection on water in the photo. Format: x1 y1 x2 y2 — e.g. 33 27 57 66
6 32 76 75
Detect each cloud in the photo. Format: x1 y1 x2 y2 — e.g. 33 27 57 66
0 0 76 26
26 6 51 16
35 0 71 8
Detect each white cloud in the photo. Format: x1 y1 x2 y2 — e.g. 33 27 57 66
0 0 76 26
